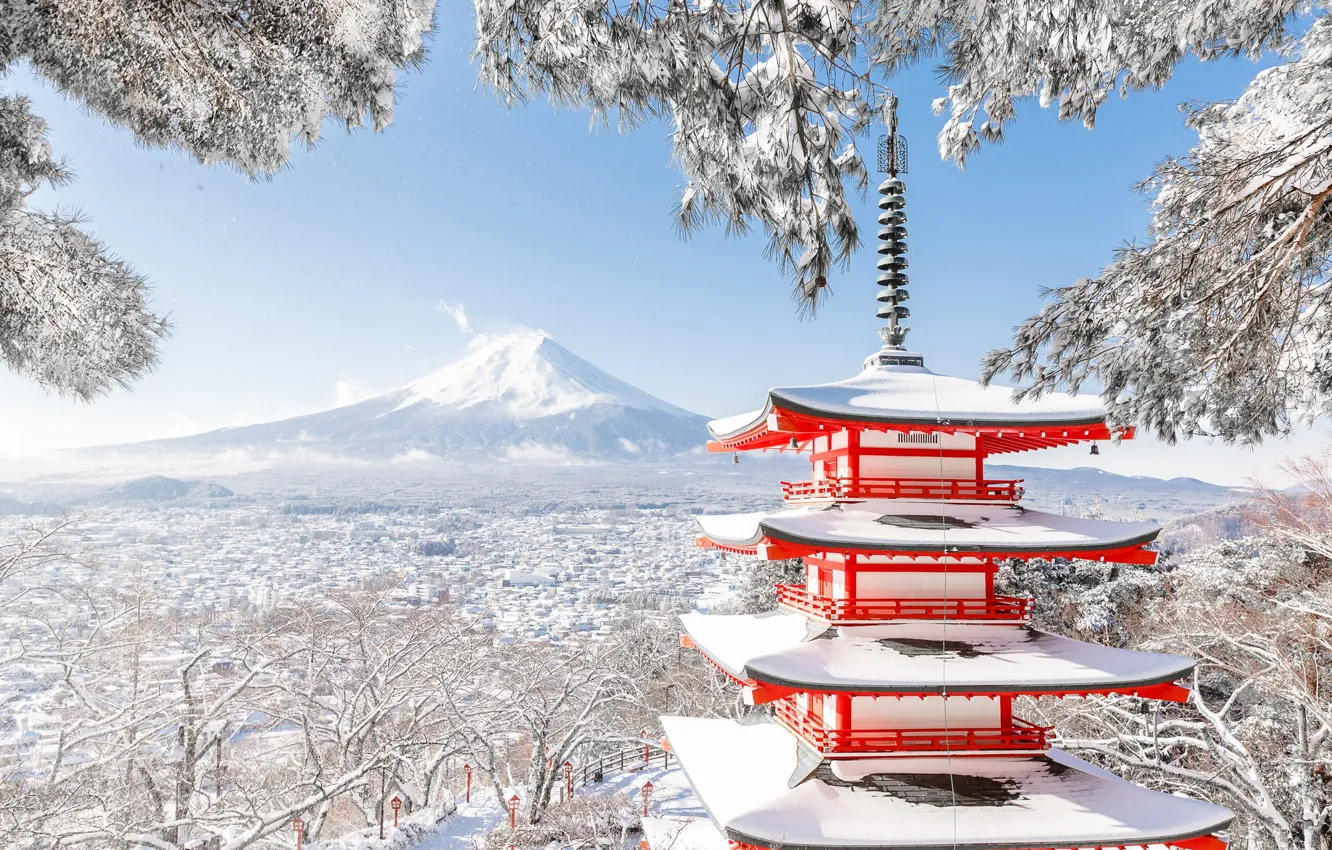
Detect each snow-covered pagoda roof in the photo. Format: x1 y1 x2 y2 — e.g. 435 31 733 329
707 362 1123 453
663 716 1232 850
696 500 1160 564
642 818 730 850
681 613 1194 698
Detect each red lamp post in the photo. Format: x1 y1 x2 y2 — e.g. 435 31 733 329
563 760 573 801
642 728 650 765
464 763 472 803
641 780 653 817
391 795 402 828
508 793 520 829
292 817 306 850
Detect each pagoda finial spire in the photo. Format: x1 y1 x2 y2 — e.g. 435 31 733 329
875 92 910 352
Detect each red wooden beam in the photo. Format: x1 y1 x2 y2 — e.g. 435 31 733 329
710 408 1127 454
1133 682 1192 703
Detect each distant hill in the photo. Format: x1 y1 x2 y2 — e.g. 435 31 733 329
988 464 1242 518
99 476 234 503
990 464 1237 498
86 332 708 463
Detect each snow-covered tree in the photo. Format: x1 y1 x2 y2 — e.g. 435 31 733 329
1 0 435 398
475 0 1330 441
980 9 1332 444
711 558 804 614
1049 534 1332 850
995 555 1166 647
0 578 478 849
0 512 87 615
449 636 639 823
472 0 871 310
1022 454 1332 850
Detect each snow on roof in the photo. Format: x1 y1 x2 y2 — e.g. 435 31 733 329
708 408 766 437
662 716 1233 850
695 500 1160 555
642 818 730 850
680 612 1195 693
707 363 1107 438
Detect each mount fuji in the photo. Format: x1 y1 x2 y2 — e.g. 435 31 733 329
112 333 711 462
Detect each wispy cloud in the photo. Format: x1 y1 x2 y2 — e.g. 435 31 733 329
435 300 472 334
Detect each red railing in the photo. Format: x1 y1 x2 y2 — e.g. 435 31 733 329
774 700 1054 755
781 477 1023 503
776 584 1033 623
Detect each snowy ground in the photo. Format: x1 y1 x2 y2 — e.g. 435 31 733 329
411 797 505 850
410 763 705 850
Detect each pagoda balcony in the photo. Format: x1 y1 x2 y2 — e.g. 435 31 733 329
781 477 1024 503
775 584 1034 623
774 700 1054 756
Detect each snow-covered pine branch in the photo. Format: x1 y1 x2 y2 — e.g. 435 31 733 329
479 0 1332 442
0 0 436 398
975 9 1332 443
471 0 870 311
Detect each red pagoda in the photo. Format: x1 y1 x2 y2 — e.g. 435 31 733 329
644 99 1233 850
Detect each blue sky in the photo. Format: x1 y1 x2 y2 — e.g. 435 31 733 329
2 6 1325 484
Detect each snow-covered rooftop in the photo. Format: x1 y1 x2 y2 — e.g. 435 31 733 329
681 612 1195 694
708 363 1107 439
663 716 1233 850
696 500 1160 557
642 818 730 850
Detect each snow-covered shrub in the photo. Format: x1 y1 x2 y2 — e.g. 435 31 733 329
478 792 637 850
306 806 454 850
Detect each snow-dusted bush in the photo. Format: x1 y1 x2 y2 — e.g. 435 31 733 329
478 792 637 850
307 805 455 850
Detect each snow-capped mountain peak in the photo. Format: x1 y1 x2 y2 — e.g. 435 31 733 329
92 330 708 462
393 331 693 420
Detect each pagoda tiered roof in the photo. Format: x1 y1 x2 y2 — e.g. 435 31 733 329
695 500 1161 564
663 716 1233 850
681 613 1194 700
646 99 1233 850
707 362 1124 454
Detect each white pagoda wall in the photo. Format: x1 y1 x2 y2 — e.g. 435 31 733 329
854 570 987 600
813 429 980 481
850 695 1000 729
